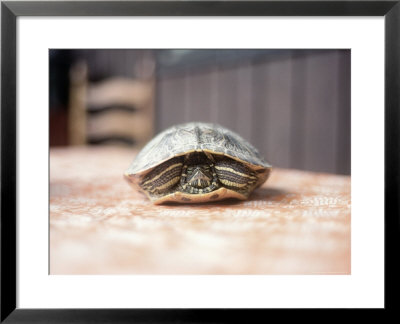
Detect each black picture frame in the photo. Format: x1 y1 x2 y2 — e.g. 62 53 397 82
1 0 399 322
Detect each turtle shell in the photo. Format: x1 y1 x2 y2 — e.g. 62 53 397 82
125 122 272 203
126 122 271 175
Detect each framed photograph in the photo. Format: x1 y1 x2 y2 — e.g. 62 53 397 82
1 0 399 322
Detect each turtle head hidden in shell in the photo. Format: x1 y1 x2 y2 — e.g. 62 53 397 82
124 122 272 204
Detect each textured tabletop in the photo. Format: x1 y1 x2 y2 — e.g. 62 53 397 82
50 146 351 275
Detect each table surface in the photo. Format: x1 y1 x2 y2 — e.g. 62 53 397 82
50 146 351 275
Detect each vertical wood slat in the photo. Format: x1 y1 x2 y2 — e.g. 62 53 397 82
336 50 351 175
235 63 253 143
290 52 308 170
303 51 339 173
185 69 213 123
209 68 220 123
251 62 269 157
216 66 238 131
156 75 187 130
264 55 292 168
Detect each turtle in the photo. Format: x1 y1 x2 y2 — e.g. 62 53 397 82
124 122 272 204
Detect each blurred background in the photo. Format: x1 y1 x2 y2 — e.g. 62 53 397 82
49 49 350 175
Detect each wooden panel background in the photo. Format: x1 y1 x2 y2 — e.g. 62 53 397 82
56 49 350 175
156 50 351 175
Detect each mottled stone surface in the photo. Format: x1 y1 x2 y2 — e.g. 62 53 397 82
50 146 351 275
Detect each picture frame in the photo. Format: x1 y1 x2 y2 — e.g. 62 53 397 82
1 0 399 322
